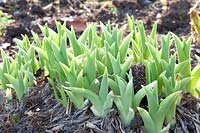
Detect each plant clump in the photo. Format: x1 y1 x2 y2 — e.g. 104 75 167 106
0 16 199 132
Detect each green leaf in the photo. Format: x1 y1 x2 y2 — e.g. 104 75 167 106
105 49 113 74
70 87 101 106
150 23 157 47
175 60 191 78
127 15 136 39
144 81 159 117
127 15 134 32
161 33 170 62
31 31 42 47
132 39 142 63
59 62 77 86
117 76 126 98
39 24 59 43
88 28 93 48
137 107 156 133
48 39 62 61
108 78 119 94
132 88 145 110
125 108 135 127
85 50 96 84
174 77 191 92
123 77 133 109
60 34 69 65
66 86 108 117
114 96 135 127
161 73 173 96
120 55 133 78
165 97 179 126
48 78 68 107
66 90 85 109
96 60 105 76
119 32 132 63
102 91 113 113
108 53 121 76
155 91 182 132
111 28 118 57
188 65 200 96
137 21 148 59
78 24 92 43
173 34 191 62
66 28 83 56
99 69 108 101
5 74 23 101
32 46 48 61
147 44 162 74
0 50 10 89
102 25 112 44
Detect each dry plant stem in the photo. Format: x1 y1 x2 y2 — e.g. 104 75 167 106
194 113 200 133
177 114 189 133
177 106 200 125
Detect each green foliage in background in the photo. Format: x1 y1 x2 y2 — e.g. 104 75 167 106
0 10 14 36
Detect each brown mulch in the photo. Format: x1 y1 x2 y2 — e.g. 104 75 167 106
0 83 144 132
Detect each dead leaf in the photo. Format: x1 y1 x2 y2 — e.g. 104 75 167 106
60 17 87 32
1 43 11 50
46 124 64 132
189 1 200 43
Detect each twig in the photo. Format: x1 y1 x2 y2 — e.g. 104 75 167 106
194 113 200 133
177 113 189 133
177 106 200 125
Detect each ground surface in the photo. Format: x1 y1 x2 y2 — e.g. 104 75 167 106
0 0 200 132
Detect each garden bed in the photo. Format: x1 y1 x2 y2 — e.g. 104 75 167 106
0 0 200 132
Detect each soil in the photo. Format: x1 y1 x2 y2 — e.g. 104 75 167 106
0 0 200 132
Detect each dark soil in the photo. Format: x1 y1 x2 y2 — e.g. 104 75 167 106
131 64 146 93
0 0 200 132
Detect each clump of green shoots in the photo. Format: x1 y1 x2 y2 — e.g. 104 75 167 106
0 48 35 101
0 15 199 133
